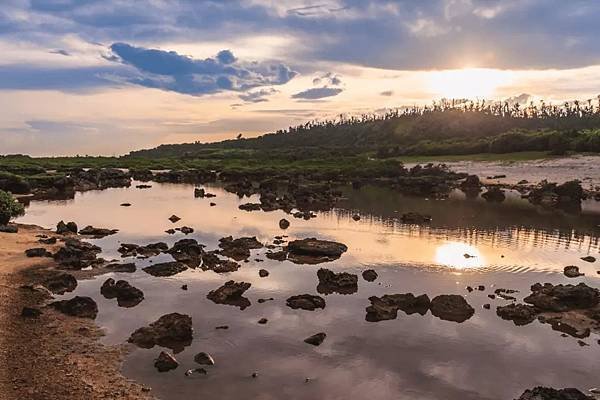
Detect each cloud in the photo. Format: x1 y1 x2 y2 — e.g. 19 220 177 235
49 49 71 56
292 87 343 99
239 88 279 103
108 43 297 96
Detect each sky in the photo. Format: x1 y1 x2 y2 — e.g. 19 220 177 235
1 0 600 156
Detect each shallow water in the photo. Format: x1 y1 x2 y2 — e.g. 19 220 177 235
16 181 600 400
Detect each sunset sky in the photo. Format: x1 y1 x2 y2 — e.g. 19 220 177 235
1 0 600 156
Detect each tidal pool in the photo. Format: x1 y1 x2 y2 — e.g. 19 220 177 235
16 182 600 400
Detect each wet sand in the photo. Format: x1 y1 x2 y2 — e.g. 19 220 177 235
0 224 152 400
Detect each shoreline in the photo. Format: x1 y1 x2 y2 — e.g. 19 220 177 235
0 224 153 400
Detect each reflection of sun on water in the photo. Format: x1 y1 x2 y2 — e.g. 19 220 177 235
435 242 484 269
428 68 513 99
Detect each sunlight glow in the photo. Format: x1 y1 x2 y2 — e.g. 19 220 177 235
428 68 514 99
435 242 484 269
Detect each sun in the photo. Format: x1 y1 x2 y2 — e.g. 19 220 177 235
435 242 484 269
428 68 513 99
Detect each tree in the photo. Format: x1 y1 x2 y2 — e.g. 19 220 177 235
0 190 25 225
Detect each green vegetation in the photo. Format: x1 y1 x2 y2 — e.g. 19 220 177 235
0 190 25 225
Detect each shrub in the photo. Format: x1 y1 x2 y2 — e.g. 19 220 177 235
0 190 25 225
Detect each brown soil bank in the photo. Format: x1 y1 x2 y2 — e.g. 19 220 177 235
0 224 153 400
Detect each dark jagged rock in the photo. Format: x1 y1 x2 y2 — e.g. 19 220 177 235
167 238 204 266
136 184 152 189
494 288 518 301
177 226 194 235
239 203 262 211
50 296 98 319
316 268 358 295
56 220 78 234
25 247 52 257
100 278 144 307
304 332 326 346
169 215 181 223
515 386 592 400
279 218 290 229
459 175 482 196
143 261 188 277
286 294 326 311
524 283 600 312
218 236 263 261
200 252 240 273
430 295 474 323
194 188 215 198
71 168 131 191
38 237 57 245
266 250 287 261
481 187 506 202
128 313 193 352
400 212 432 224
120 203 131 207
78 225 118 238
362 269 378 282
564 265 583 278
259 269 269 277
131 169 153 182
581 256 596 263
53 238 102 269
496 304 537 326
118 242 168 258
366 293 431 322
528 180 584 209
194 352 215 366
207 280 251 309
105 262 136 273
352 214 361 221
286 238 347 264
155 351 178 372
43 272 77 294
258 318 268 324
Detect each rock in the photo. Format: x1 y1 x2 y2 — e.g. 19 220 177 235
258 318 268 324
564 265 583 278
100 278 144 307
352 214 361 221
287 238 347 264
258 298 274 303
215 325 229 330
266 251 287 261
178 226 194 235
239 203 262 211
25 248 51 257
105 262 136 273
128 313 193 351
362 269 378 282
286 294 326 311
167 239 204 266
181 284 188 291
200 252 241 273
529 180 584 208
494 288 518 301
56 220 77 234
43 272 77 294
459 175 482 195
515 386 592 400
316 268 358 295
53 238 103 269
210 202 216 206
165 229 176 234
400 212 432 224
118 242 168 258
481 187 506 202
429 295 474 323
21 307 42 318
194 188 206 198
39 237 57 245
524 283 600 312
120 203 131 207
0 225 18 233
143 261 188 277
50 296 98 319
259 269 269 277
218 236 263 261
483 303 491 310
136 184 152 189
169 215 181 223
496 304 537 325
78 226 118 237
154 351 179 372
304 332 326 346
366 293 431 322
581 256 596 263
207 280 251 309
279 219 290 229
194 352 215 366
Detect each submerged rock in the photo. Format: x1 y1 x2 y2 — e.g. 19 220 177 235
128 313 193 352
304 332 326 346
100 278 144 307
105 262 136 273
286 294 326 311
78 225 118 238
362 269 378 282
50 296 98 319
496 304 537 326
218 236 263 261
515 386 592 400
201 252 241 273
207 280 251 309
316 268 358 295
155 351 178 372
366 293 431 322
564 265 584 278
286 238 347 264
143 261 188 277
43 272 77 294
118 242 168 258
430 295 474 323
